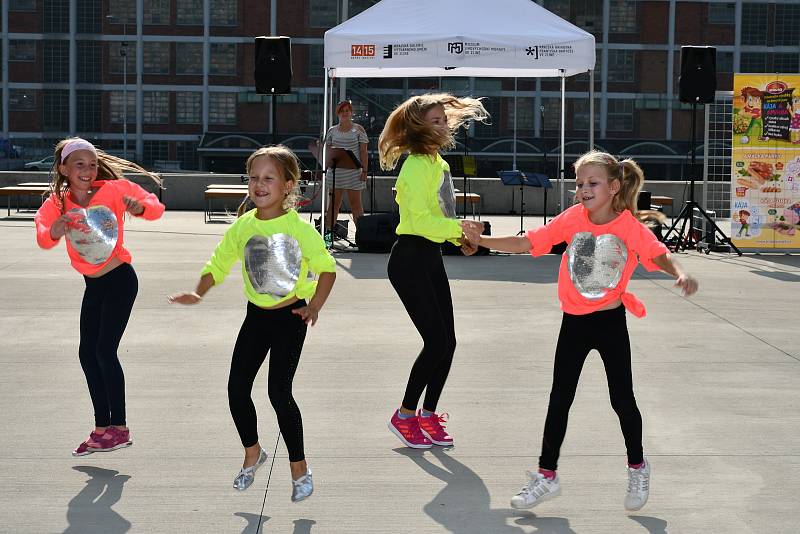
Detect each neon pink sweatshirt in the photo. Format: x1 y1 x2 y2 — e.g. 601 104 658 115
526 204 668 318
35 179 164 275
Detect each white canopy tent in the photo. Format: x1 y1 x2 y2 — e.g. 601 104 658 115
321 0 596 232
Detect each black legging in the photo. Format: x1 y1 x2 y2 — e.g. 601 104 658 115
79 262 138 427
388 235 456 413
228 300 307 462
539 305 644 470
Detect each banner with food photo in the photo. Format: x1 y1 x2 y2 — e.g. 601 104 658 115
732 74 800 250
730 150 800 249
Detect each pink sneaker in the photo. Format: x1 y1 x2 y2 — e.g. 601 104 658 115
72 430 107 457
417 410 454 446
88 427 133 453
388 411 432 449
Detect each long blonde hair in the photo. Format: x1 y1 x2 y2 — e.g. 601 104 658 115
237 145 301 216
573 150 665 223
378 93 489 170
49 137 162 212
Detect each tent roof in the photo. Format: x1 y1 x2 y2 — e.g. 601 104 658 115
324 0 595 78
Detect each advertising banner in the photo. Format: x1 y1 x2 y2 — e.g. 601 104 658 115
732 74 800 249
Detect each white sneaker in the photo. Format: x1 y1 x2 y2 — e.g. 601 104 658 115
510 471 561 509
624 458 650 511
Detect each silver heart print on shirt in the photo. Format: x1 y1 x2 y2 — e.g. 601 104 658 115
567 232 628 300
244 233 302 299
65 206 118 265
438 170 457 218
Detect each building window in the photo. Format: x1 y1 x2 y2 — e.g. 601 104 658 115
309 0 337 28
177 141 199 169
143 141 169 166
716 51 733 73
741 3 769 46
308 45 324 77
43 40 69 83
78 0 101 33
210 0 237 26
475 97 501 136
77 90 102 132
210 43 237 75
507 98 535 132
9 40 36 62
610 0 637 33
607 99 634 131
143 42 170 74
43 0 70 32
109 0 135 23
774 5 800 47
708 3 735 24
607 49 636 82
109 91 135 123
10 89 36 111
108 42 132 74
573 99 601 131
176 43 203 74
773 53 799 74
571 0 602 33
348 0 378 17
43 90 69 131
541 98 561 131
10 0 36 12
77 41 101 83
144 0 170 24
740 52 768 73
542 0 569 20
209 93 237 125
307 94 322 128
176 92 202 123
177 0 202 24
143 91 169 123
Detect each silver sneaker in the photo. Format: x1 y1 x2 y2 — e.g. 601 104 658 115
291 468 313 502
510 471 561 509
625 458 650 511
233 448 268 491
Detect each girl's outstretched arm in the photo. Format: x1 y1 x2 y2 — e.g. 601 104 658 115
651 253 698 296
168 273 215 305
467 232 531 254
292 271 336 325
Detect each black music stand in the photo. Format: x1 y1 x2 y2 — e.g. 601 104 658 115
444 154 475 218
499 170 552 235
325 146 361 249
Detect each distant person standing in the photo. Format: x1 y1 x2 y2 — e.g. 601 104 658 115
323 100 369 234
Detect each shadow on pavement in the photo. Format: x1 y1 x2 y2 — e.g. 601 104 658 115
629 515 669 533
65 466 131 534
234 512 269 533
395 446 573 533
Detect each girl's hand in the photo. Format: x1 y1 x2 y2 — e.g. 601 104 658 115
292 304 320 326
123 196 145 216
461 240 478 256
461 220 484 245
675 274 698 296
360 169 368 181
49 214 74 239
167 292 203 305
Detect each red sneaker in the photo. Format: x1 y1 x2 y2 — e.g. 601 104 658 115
72 430 106 457
388 411 432 449
88 427 133 453
417 411 454 446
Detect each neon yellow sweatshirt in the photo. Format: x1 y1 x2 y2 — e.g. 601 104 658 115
394 153 463 245
201 209 336 307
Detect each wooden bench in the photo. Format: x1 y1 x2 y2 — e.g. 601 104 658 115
204 188 247 223
0 185 50 216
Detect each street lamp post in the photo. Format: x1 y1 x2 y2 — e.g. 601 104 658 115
107 15 128 159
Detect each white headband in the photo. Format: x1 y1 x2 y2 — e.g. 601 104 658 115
61 138 98 163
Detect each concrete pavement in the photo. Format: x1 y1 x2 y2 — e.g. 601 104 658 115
1 211 798 533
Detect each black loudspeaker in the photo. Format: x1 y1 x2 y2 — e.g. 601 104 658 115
254 36 292 94
678 46 716 104
355 212 400 253
441 221 491 256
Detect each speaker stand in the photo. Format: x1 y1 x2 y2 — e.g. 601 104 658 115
662 102 741 256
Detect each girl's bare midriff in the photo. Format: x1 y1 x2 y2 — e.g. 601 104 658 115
86 256 125 278
258 295 299 310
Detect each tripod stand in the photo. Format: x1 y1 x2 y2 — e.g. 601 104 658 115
499 170 552 235
662 102 741 256
324 146 361 250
